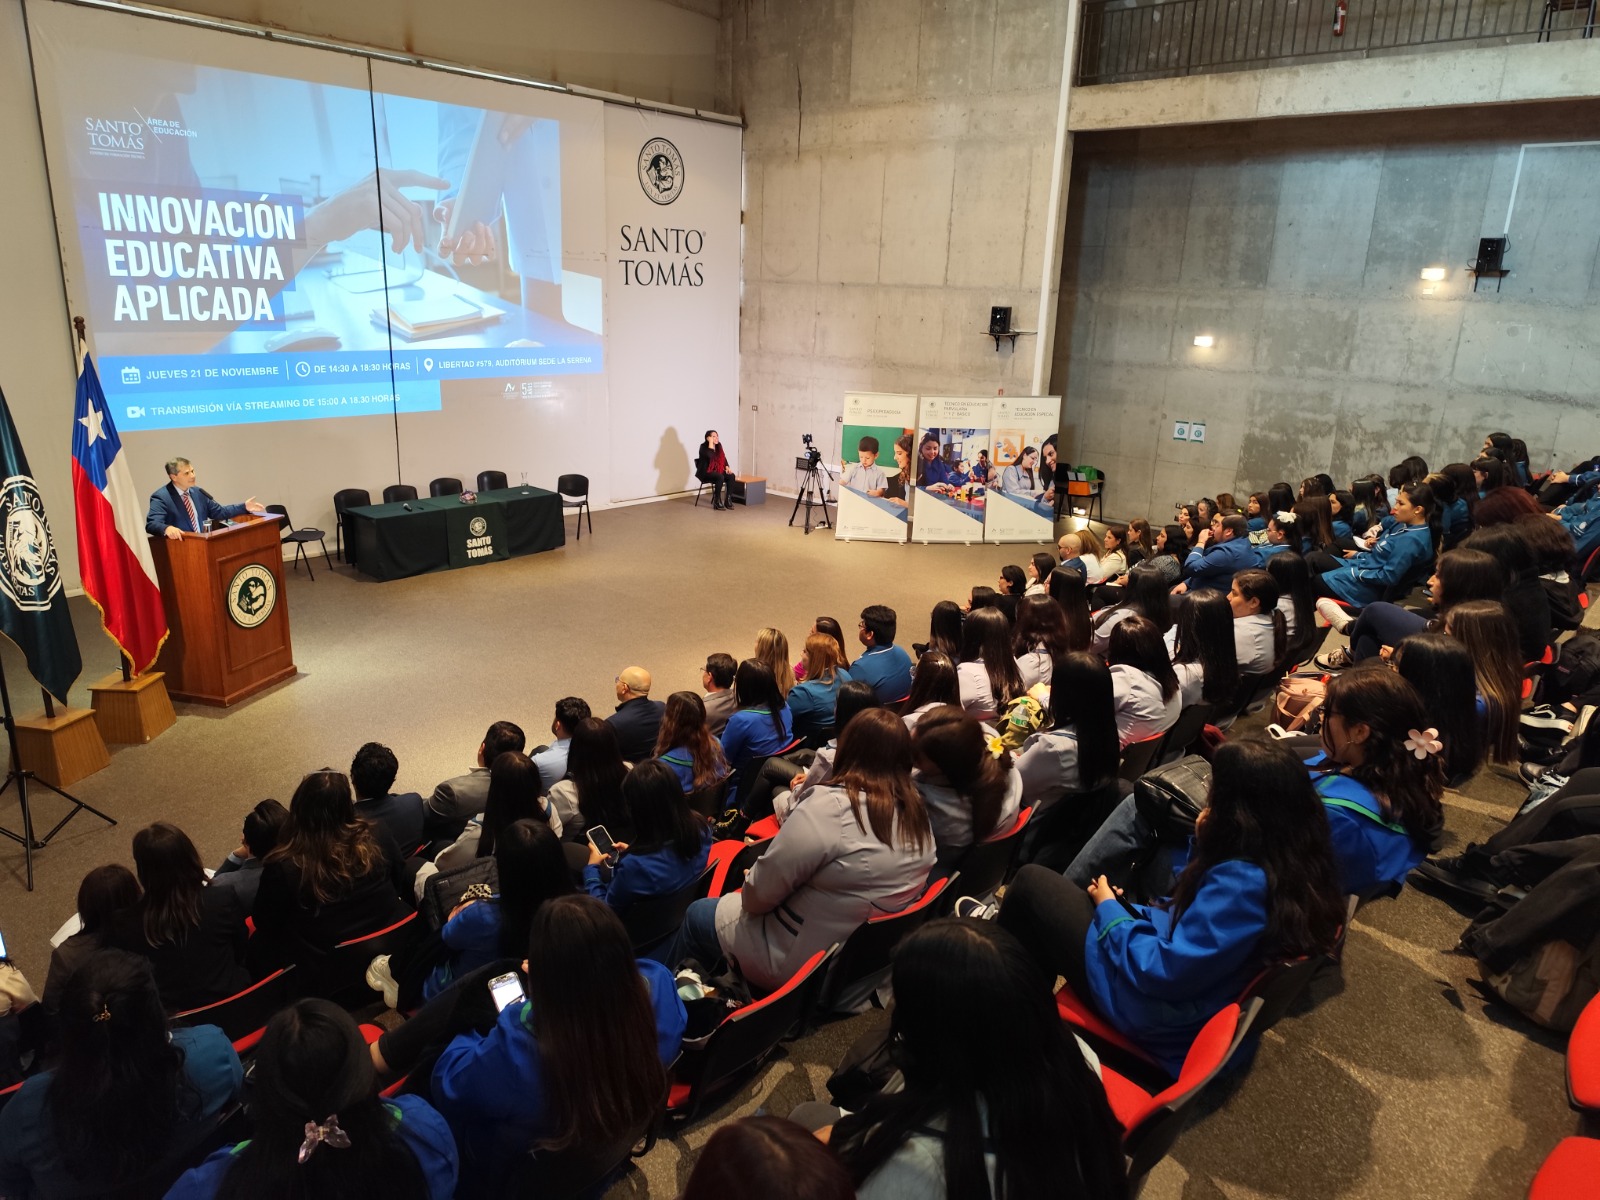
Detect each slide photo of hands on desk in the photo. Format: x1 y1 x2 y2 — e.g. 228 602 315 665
30 14 606 434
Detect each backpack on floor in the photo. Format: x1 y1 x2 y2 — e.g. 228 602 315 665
1548 632 1600 706
1134 755 1213 843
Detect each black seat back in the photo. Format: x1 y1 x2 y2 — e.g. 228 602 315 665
620 863 717 954
477 470 509 492
556 473 589 499
429 476 463 497
383 484 418 504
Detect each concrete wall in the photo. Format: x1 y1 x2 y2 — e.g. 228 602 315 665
158 0 728 111
728 0 1070 485
1049 99 1600 520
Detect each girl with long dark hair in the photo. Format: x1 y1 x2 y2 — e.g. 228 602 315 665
914 600 964 661
1266 481 1296 518
584 759 712 915
1391 635 1486 785
171 999 453 1200
1266 550 1316 651
0 950 242 1198
1309 667 1445 894
1463 520 1556 662
428 751 552 877
1090 562 1172 654
911 706 1023 862
1106 616 1181 747
956 607 1025 721
1046 567 1093 651
253 770 410 966
998 739 1345 1074
547 717 631 842
1168 589 1240 708
1443 600 1524 765
1023 552 1056 596
832 920 1128 1199
1314 482 1435 610
1472 455 1512 496
1015 651 1120 809
1144 524 1188 586
432 896 680 1191
672 709 935 992
43 864 141 1013
656 690 731 792
904 651 961 729
1329 488 1356 542
721 658 796 811
105 823 249 1011
1011 593 1073 688
1246 491 1270 533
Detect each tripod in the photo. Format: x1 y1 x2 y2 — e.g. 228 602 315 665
0 663 115 890
789 454 834 534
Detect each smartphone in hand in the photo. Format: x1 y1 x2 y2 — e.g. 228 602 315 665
488 971 525 1013
587 825 617 858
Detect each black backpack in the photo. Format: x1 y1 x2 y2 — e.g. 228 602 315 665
1548 632 1600 706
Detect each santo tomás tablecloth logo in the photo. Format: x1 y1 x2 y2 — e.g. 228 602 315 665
638 138 684 205
226 563 276 628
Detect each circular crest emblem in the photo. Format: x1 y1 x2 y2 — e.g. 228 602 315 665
469 516 488 538
226 564 277 629
0 476 62 613
638 138 684 205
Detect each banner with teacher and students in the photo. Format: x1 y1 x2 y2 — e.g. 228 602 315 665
834 392 917 543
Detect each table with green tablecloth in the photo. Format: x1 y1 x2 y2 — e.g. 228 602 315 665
342 487 565 581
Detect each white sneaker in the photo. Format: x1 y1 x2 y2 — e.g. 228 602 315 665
365 954 399 1010
1316 597 1355 634
954 897 996 921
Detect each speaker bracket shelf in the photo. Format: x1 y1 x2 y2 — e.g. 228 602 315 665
981 329 1035 351
1467 268 1509 294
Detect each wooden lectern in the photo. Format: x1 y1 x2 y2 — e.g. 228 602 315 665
149 515 296 706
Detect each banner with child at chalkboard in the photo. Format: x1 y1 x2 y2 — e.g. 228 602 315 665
911 396 994 544
984 395 1062 543
835 392 916 543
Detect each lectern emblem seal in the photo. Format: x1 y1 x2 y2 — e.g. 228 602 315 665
469 516 488 537
226 564 276 628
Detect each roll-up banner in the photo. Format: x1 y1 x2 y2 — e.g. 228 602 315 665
911 396 993 545
835 391 917 543
984 395 1063 543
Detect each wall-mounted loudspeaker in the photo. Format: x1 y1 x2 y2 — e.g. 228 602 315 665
989 306 1011 337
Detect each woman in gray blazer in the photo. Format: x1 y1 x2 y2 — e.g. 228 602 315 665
672 709 935 993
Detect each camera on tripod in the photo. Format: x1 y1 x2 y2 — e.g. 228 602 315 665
799 432 822 468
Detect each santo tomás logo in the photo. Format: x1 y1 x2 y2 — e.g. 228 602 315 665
638 138 684 205
226 563 276 629
469 516 488 538
0 476 63 613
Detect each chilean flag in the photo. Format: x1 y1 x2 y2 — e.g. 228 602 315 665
72 353 168 674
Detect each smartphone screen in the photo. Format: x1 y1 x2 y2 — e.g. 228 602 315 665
0 929 8 959
488 972 525 1013
587 825 616 857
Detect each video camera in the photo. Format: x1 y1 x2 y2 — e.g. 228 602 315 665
800 432 822 468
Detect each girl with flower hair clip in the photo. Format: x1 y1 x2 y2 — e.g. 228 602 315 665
910 705 1022 865
1304 666 1445 896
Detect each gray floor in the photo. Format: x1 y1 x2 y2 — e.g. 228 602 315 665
0 495 1571 1198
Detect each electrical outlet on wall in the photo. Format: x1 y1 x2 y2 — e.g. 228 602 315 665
1173 421 1190 441
1190 423 1206 444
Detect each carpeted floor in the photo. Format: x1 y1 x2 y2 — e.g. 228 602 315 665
0 494 1572 1198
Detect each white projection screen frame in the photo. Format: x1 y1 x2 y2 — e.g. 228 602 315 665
25 0 738 534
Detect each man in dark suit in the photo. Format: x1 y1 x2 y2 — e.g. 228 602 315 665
423 720 526 840
350 741 424 851
145 456 265 538
606 666 665 762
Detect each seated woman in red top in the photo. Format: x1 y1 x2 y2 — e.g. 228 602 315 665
696 430 737 511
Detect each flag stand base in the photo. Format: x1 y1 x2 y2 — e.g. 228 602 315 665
0 664 115 890
90 671 176 744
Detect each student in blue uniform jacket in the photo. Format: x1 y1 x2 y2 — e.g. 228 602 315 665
584 760 713 917
719 659 796 811
167 1000 456 1200
1313 482 1437 609
0 951 242 1200
996 739 1345 1075
1305 667 1444 895
431 896 684 1191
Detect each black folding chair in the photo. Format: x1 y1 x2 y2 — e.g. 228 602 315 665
265 504 327 579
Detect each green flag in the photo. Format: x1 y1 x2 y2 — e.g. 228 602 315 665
0 386 81 703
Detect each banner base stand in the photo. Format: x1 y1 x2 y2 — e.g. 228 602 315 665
90 671 177 745
14 707 110 789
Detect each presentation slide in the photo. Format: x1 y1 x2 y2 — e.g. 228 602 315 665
32 25 605 433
